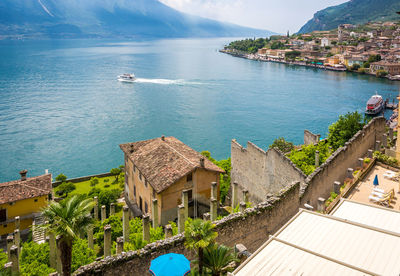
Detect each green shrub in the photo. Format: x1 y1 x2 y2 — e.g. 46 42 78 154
103 178 109 183
269 137 294 153
90 177 99 187
20 241 55 275
376 70 388 78
0 249 7 274
104 184 110 188
364 157 371 164
357 68 367 74
56 182 76 196
55 173 67 182
71 238 96 272
350 63 360 71
288 142 330 175
373 151 398 167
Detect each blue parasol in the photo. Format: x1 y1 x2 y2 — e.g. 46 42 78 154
149 253 190 276
373 175 379 186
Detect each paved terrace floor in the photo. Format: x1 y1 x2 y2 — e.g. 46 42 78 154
347 164 400 210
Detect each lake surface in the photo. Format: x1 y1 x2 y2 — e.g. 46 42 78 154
0 38 399 182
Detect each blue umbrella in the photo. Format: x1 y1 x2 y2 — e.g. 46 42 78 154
373 175 379 186
149 253 190 276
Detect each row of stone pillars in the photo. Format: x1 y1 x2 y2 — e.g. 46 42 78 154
314 148 375 213
93 197 116 222
230 182 249 211
4 216 21 274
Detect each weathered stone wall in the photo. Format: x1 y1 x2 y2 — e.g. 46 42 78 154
301 116 385 207
304 130 320 145
231 140 306 203
74 182 301 276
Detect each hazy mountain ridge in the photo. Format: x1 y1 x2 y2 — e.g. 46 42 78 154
0 0 273 39
298 0 400 33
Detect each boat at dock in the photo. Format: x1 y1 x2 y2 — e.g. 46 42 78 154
118 73 136 83
365 94 384 115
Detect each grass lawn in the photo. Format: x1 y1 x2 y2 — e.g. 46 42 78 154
54 175 122 197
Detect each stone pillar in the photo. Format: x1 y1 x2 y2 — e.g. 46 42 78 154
104 225 112 257
358 158 364 168
347 168 354 179
123 206 130 243
101 205 106 222
88 225 94 250
56 235 62 275
242 189 248 203
116 237 124 255
142 215 150 242
231 182 238 210
177 204 185 234
182 190 189 221
13 229 20 252
333 181 341 195
375 140 381 151
15 216 20 230
165 224 173 238
317 197 326 212
382 134 388 148
389 128 393 140
6 235 13 261
9 245 19 274
110 203 115 216
48 232 57 269
211 182 218 199
210 198 218 221
94 196 99 221
152 199 159 228
367 149 373 158
203 213 210 221
315 150 320 167
239 202 246 213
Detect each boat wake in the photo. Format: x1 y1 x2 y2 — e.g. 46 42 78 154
133 78 201 85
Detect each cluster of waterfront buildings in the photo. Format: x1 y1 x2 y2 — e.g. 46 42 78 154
227 21 400 79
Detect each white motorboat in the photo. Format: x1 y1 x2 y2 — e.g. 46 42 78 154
365 93 384 115
118 73 136 83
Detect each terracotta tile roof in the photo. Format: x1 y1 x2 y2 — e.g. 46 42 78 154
120 137 224 193
0 174 52 204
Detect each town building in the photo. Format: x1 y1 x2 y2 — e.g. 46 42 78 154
370 61 400 75
120 136 224 225
0 170 52 238
321 37 330 47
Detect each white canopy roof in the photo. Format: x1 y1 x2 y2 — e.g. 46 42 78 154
232 208 400 276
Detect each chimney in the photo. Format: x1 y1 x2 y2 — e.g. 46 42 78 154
45 169 49 174
19 170 27 181
161 135 165 141
200 157 205 167
130 144 134 153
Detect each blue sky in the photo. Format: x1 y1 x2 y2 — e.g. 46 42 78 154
159 0 349 33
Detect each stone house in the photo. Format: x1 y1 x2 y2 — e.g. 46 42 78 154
321 37 330 47
0 171 52 238
370 61 400 75
120 136 224 225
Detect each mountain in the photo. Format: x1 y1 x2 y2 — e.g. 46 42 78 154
0 0 272 39
298 0 400 34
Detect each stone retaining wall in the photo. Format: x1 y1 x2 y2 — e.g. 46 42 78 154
52 172 113 187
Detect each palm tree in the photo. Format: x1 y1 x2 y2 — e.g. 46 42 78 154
203 244 239 276
184 218 218 275
42 196 94 276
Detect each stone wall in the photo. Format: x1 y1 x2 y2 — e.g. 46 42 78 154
301 116 385 207
304 130 320 145
231 140 306 203
74 182 301 276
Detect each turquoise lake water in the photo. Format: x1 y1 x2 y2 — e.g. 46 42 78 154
0 38 399 182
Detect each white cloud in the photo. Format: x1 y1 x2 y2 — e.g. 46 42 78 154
159 0 348 33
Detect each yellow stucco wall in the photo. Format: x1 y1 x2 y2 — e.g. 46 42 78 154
0 195 48 235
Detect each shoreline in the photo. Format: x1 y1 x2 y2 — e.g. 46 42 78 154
219 49 400 81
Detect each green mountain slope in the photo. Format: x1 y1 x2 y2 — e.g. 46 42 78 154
298 0 400 33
